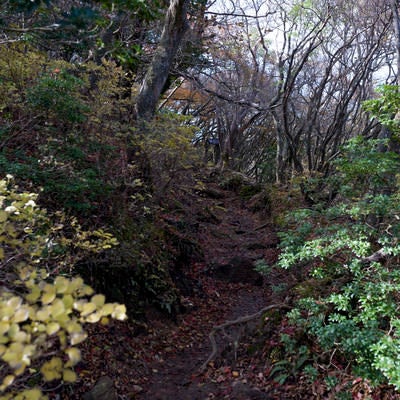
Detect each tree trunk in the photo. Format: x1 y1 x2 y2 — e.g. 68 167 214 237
135 0 189 120
391 0 400 85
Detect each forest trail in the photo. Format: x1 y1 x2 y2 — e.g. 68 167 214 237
75 175 294 400
135 179 282 400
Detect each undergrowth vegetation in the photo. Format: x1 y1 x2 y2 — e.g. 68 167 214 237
0 176 126 399
0 44 203 397
256 85 400 393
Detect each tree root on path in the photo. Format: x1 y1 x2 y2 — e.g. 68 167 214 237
199 303 291 372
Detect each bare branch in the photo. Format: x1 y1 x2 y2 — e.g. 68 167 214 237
2 24 61 32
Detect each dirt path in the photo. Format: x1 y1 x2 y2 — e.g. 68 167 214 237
133 183 282 400
73 178 289 400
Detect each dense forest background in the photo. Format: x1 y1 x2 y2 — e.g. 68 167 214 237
1 0 400 398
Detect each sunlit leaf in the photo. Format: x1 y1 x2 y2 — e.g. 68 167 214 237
65 347 81 365
100 303 115 315
21 388 42 400
10 330 28 343
91 294 105 307
112 304 127 320
70 332 87 345
13 308 29 323
46 322 60 335
0 321 10 335
54 276 69 294
85 312 101 323
41 357 62 381
26 287 41 303
62 294 74 309
36 307 50 321
41 285 56 305
1 375 14 389
49 298 65 318
6 296 22 309
0 210 8 222
80 302 96 317
63 368 77 382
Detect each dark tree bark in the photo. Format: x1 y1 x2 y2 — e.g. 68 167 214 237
135 0 189 120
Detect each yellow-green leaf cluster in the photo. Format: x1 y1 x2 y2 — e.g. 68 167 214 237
0 177 126 398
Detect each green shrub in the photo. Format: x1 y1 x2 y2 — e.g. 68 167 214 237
275 132 400 389
27 70 89 124
0 48 133 216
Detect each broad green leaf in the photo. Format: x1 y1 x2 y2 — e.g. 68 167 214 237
7 296 22 309
26 286 41 303
100 303 115 315
21 389 42 400
0 375 14 390
68 277 84 294
66 321 82 334
41 291 56 305
0 321 10 335
41 357 62 381
62 294 74 309
36 307 51 321
10 330 28 343
49 299 65 318
2 342 24 368
14 363 27 376
41 367 60 382
41 285 56 305
7 324 20 339
82 285 94 296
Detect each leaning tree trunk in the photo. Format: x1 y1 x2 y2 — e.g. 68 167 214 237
135 0 189 120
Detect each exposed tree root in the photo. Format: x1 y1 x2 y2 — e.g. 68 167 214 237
199 303 291 372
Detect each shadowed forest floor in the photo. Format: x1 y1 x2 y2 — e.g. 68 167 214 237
70 177 291 400
59 176 400 400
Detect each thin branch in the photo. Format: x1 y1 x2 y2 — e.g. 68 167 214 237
205 11 270 19
2 24 61 32
0 38 22 44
